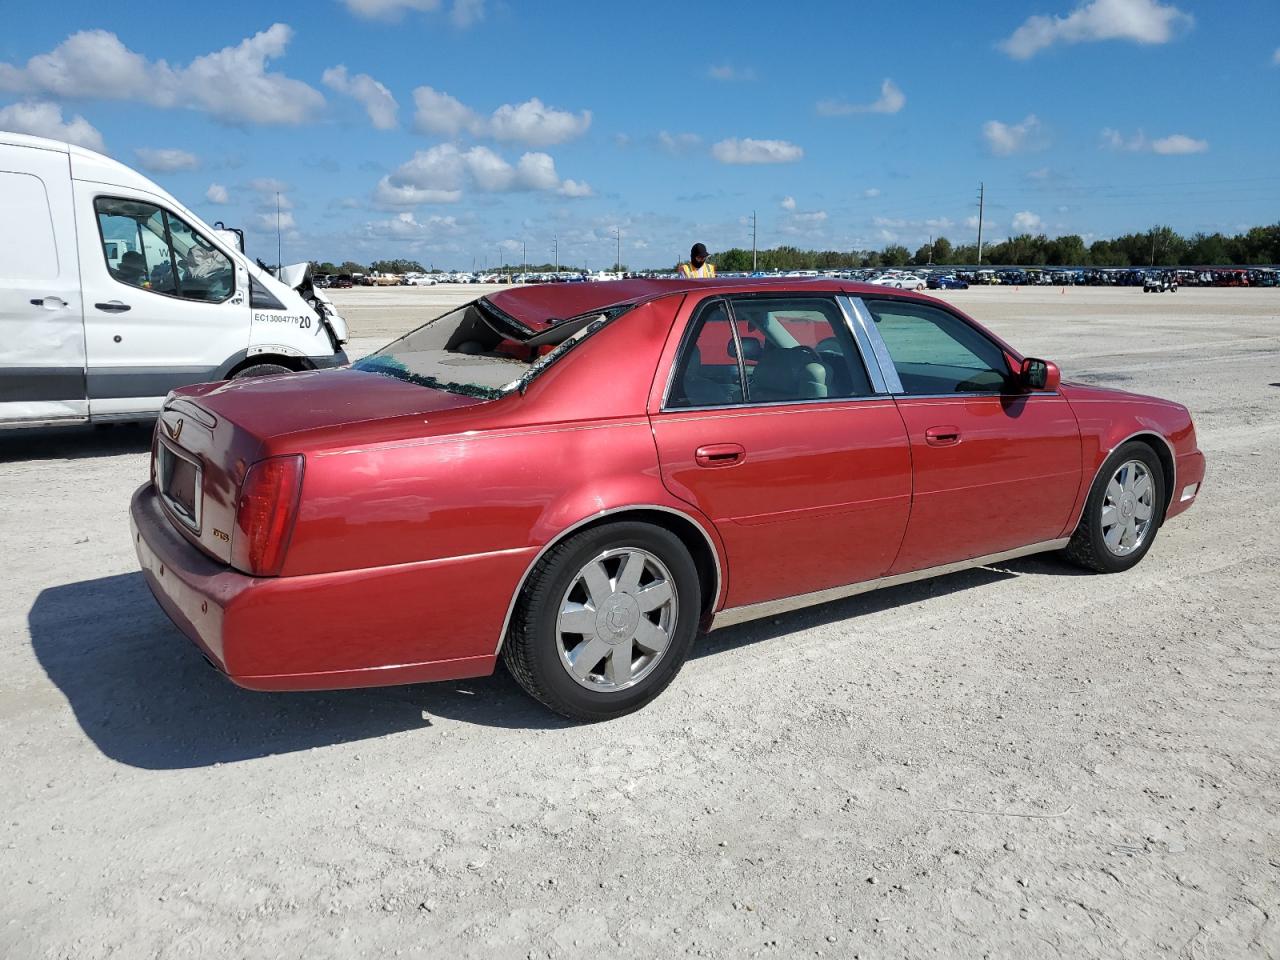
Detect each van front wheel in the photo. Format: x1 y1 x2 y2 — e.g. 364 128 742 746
232 363 293 380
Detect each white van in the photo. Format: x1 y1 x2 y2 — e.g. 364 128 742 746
0 132 349 429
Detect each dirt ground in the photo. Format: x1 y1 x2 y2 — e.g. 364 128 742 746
1 285 1277 959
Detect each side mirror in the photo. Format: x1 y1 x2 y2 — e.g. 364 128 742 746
729 336 764 362
1019 357 1060 392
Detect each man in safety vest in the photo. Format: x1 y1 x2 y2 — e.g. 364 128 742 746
678 243 716 278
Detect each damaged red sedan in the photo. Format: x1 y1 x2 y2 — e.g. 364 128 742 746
130 278 1205 720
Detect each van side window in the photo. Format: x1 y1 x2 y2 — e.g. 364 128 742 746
94 197 233 303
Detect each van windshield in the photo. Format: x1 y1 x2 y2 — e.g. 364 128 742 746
351 299 621 399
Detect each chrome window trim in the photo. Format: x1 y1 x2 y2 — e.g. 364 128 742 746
657 394 897 415
710 537 1072 630
493 504 723 656
835 295 889 394
846 297 905 393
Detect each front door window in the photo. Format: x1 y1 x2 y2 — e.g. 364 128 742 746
94 197 233 303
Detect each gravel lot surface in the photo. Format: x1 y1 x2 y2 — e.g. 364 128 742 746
1 285 1277 959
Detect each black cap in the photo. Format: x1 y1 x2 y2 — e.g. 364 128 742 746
691 242 708 259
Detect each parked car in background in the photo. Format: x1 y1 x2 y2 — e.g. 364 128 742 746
0 131 348 430
1144 272 1178 293
331 275 354 288
405 274 438 286
927 274 970 290
869 273 927 291
131 276 1204 721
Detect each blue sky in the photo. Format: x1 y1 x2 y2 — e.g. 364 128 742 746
2 0 1277 269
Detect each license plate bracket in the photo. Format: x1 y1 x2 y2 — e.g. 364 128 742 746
157 440 202 532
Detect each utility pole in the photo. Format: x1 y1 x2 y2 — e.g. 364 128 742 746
275 192 282 273
522 240 526 276
750 209 758 272
927 234 934 266
614 227 621 272
976 182 985 267
553 234 559 273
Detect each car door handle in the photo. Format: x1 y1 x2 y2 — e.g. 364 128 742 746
924 425 961 446
95 301 131 313
31 296 68 309
695 443 746 467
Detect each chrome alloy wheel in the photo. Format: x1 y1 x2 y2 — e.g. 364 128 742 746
1101 459 1155 557
556 547 678 691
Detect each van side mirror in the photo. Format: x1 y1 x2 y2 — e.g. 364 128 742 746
1019 357 1060 392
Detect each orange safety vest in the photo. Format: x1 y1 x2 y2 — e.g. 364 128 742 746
679 262 716 278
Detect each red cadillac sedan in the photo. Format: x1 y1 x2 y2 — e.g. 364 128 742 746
131 278 1205 720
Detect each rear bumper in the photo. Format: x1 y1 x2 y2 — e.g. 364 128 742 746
130 483 529 690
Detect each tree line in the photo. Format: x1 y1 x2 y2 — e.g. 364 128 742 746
710 222 1280 271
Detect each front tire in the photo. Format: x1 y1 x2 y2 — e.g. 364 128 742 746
1063 441 1166 573
502 522 701 721
232 362 293 379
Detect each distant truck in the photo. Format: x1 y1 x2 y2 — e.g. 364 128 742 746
1 131 349 429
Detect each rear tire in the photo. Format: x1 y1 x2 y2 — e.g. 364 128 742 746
1063 441 1166 573
502 522 701 721
232 362 293 380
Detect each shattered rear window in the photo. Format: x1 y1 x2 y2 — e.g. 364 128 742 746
351 300 624 399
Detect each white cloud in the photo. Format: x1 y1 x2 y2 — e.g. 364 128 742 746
450 0 485 27
253 210 296 231
206 183 229 204
708 64 755 81
487 97 592 147
711 137 803 164
793 211 828 223
781 196 796 211
322 65 398 130
816 79 906 116
1102 127 1207 153
0 100 103 150
366 210 462 240
965 215 981 230
1012 210 1043 231
983 114 1045 155
247 176 290 194
1274 47 1280 65
374 179 463 206
134 147 199 173
657 130 702 154
1027 166 1052 180
376 143 591 206
411 86 475 137
340 0 483 25
0 25 325 126
863 187 881 198
1000 0 1192 59
1151 133 1208 154
411 86 590 146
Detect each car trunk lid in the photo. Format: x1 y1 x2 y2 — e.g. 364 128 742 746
153 369 488 565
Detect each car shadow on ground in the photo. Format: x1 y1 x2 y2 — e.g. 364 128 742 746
32 557 1087 769
29 572 568 770
0 423 154 463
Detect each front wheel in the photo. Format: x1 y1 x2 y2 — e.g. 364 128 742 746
502 522 701 721
232 362 293 379
1063 441 1166 573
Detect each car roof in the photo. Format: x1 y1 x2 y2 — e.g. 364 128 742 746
485 277 935 331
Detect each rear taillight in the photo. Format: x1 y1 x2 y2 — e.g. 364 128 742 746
231 455 304 576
